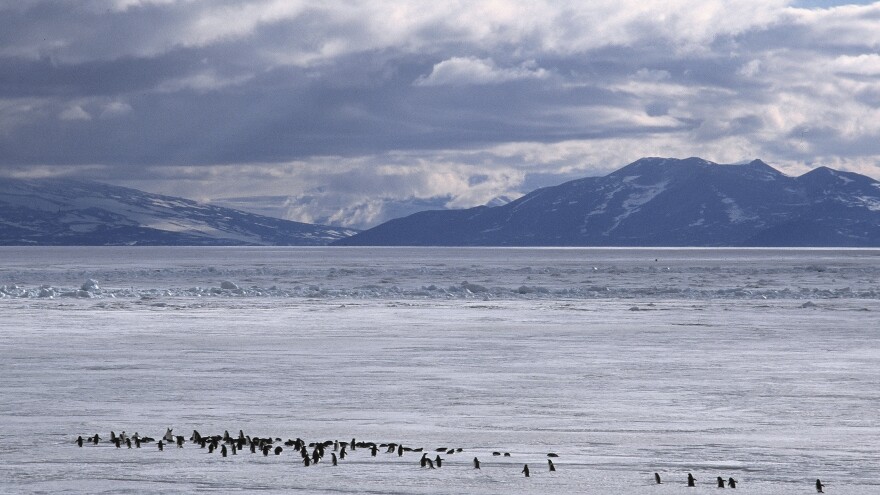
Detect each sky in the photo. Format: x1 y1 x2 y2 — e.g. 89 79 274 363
1 1 879 229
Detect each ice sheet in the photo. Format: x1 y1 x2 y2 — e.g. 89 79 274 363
0 248 878 493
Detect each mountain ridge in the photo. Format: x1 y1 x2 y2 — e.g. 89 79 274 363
334 157 880 247
0 178 358 246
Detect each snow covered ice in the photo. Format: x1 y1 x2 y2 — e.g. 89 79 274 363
0 247 878 493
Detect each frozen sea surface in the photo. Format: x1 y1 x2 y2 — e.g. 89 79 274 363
0 247 878 494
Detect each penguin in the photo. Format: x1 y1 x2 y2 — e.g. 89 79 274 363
199 438 207 449
371 445 378 457
163 428 174 443
190 430 202 443
350 438 356 451
816 479 824 493
434 455 443 468
250 442 256 454
312 448 320 464
176 436 184 448
717 476 725 488
231 444 237 455
303 456 311 467
110 431 117 443
340 448 347 460
135 436 141 448
688 473 696 487
223 430 230 443
208 443 214 454
114 438 121 449
158 441 164 451
728 477 737 488
425 458 435 469
655 473 662 484
548 459 555 472
126 438 132 449
76 436 83 447
262 445 270 456
91 434 100 445
522 464 530 477
420 453 428 468
332 453 338 466
334 440 339 451
398 444 404 457
473 457 480 469
221 445 227 458
275 446 283 455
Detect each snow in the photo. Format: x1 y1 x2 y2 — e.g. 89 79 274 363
0 247 878 494
605 181 669 233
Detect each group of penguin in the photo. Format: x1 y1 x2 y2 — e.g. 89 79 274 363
76 428 828 491
76 428 554 474
655 472 826 492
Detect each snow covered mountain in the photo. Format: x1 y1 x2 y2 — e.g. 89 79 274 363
0 179 358 245
335 157 880 246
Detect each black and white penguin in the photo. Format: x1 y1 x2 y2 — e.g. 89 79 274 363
548 459 555 472
176 436 184 448
208 443 214 454
91 434 100 445
114 437 121 448
473 457 480 469
425 458 435 469
158 441 164 451
816 479 824 493
728 477 737 488
76 436 83 447
350 438 356 451
688 473 696 487
125 438 132 449
522 464 530 477
371 445 378 457
420 453 428 468
717 476 725 488
163 428 174 443
303 456 311 467
655 473 662 484
275 446 283 456
332 453 338 466
221 445 227 457
398 444 404 457
135 436 141 448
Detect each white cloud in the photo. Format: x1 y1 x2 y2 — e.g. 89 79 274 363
415 57 548 86
59 105 91 121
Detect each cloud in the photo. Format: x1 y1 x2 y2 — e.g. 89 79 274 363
1 0 880 228
414 57 548 86
59 105 91 121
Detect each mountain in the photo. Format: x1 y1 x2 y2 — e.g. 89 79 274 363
0 179 358 246
334 157 880 247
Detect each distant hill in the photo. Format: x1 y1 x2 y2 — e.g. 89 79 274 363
334 157 880 247
0 179 358 245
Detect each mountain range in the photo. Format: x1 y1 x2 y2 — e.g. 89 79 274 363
0 179 357 246
335 157 880 247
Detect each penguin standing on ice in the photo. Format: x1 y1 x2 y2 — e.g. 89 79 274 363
548 459 556 472
331 453 338 466
728 477 737 488
816 479 824 493
717 476 725 488
420 453 428 468
473 457 480 469
157 441 164 451
688 473 696 487
76 436 83 447
522 464 530 477
655 473 662 484
435 455 443 468
221 445 228 457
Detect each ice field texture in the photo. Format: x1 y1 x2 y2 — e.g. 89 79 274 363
1 247 878 493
